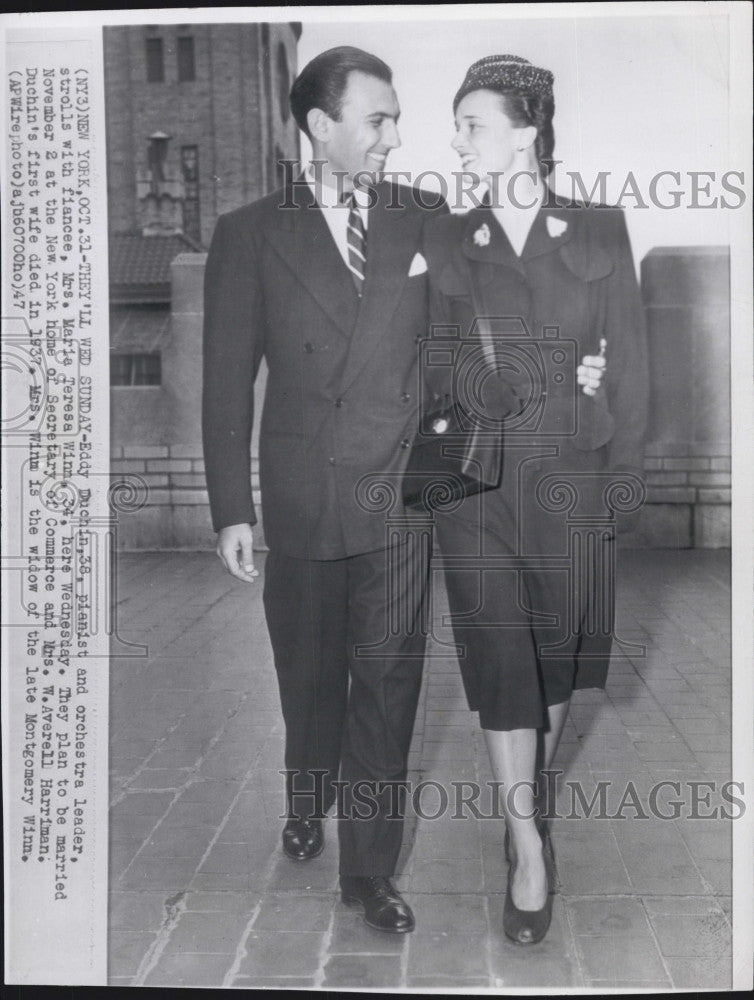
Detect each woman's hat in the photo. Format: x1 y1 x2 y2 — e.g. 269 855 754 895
453 54 554 111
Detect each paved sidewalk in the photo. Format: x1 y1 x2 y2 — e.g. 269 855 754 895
108 548 732 989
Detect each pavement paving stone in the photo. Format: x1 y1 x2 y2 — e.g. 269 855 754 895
143 952 234 987
586 977 672 989
265 856 339 893
235 930 325 977
108 932 160 978
109 548 734 989
691 858 731 894
407 931 490 978
576 933 669 981
566 896 654 937
328 907 408 955
409 892 488 932
650 911 731 959
252 892 334 932
161 910 254 955
119 857 201 891
190 872 266 892
182 890 262 913
109 838 145 877
111 790 175 817
199 842 260 875
557 861 633 896
489 951 584 988
410 858 485 893
666 953 733 989
322 953 403 988
232 975 318 988
619 851 709 896
109 890 170 933
125 768 194 791
408 975 491 988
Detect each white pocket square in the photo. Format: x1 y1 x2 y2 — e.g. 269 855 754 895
408 252 428 277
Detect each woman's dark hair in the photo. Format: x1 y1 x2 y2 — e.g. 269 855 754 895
290 46 393 139
497 90 556 178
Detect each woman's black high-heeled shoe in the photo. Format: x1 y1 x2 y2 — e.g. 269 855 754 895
503 849 554 946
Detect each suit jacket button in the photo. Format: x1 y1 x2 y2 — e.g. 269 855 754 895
304 342 314 353
335 398 343 407
401 438 410 449
401 393 411 402
329 457 336 465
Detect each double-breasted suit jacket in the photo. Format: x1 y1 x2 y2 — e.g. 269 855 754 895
202 179 446 559
421 198 649 729
202 179 447 874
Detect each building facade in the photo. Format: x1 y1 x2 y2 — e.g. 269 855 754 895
104 22 299 546
104 21 300 247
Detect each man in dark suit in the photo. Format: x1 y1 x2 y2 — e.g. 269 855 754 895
202 47 446 933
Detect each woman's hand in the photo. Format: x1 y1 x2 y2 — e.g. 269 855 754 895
577 354 607 396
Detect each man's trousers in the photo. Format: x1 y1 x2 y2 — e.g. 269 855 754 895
263 536 429 877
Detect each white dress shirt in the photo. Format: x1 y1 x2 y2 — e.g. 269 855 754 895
305 165 370 269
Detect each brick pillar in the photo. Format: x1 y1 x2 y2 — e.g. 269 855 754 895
637 247 730 548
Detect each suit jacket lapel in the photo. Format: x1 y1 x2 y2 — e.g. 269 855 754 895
521 204 573 262
339 182 416 392
265 180 359 338
460 195 574 284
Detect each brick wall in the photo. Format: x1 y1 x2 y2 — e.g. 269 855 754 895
110 444 262 550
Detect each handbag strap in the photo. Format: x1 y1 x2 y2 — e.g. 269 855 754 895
465 260 498 371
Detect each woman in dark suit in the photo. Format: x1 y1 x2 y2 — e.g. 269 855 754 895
422 55 649 944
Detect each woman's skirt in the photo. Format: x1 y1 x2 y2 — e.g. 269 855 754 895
434 466 614 732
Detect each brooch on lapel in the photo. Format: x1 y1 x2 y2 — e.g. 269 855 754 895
546 216 568 238
473 223 491 247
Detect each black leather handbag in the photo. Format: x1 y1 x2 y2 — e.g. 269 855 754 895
403 268 505 512
402 398 503 511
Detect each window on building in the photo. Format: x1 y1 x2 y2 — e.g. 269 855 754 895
277 42 290 122
177 36 195 82
145 38 164 83
111 353 161 386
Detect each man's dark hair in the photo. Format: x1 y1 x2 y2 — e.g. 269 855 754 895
289 46 392 139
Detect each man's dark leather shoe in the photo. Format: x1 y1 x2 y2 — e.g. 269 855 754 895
282 818 324 861
340 875 415 933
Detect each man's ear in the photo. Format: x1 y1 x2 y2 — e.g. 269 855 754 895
307 107 331 144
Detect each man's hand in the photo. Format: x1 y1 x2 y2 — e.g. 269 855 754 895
217 523 258 582
577 354 607 397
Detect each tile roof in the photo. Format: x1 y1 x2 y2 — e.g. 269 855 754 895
109 232 203 301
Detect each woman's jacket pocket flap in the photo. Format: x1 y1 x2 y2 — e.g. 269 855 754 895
559 241 615 282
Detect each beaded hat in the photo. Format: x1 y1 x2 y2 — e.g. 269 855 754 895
453 54 554 111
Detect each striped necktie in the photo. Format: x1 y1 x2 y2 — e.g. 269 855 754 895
344 191 367 296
